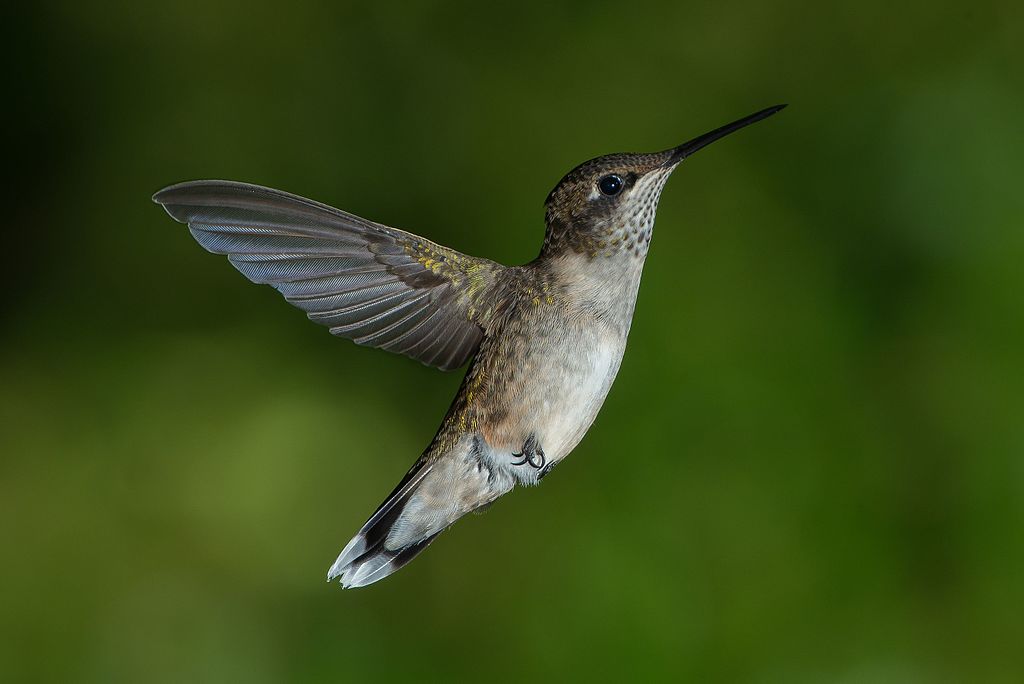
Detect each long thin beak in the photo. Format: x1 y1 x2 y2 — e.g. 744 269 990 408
664 104 786 167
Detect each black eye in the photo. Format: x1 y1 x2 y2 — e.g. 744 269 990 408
598 174 624 196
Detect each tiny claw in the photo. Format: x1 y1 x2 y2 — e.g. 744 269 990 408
511 436 546 469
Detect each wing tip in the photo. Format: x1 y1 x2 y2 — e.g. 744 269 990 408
152 179 266 207
152 180 204 206
153 180 265 224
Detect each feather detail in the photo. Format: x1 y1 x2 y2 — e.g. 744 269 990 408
154 180 503 371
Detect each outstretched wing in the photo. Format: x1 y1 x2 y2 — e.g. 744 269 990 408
154 180 502 371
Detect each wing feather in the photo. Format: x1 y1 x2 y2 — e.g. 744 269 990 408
154 180 502 371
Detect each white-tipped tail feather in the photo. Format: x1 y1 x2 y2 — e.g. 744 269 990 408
327 437 514 588
327 461 435 588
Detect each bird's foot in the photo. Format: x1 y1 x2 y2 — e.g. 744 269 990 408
511 435 546 470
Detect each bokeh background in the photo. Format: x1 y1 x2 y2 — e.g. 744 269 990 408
4 1 1023 681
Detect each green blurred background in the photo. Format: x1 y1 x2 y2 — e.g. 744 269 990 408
4 1 1023 681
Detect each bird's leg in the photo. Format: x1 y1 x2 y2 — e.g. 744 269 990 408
510 434 546 470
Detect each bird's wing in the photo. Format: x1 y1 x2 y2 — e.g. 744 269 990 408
154 180 503 371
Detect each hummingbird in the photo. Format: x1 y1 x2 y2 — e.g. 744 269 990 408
154 104 785 588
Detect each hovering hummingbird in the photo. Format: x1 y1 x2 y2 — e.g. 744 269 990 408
154 104 785 588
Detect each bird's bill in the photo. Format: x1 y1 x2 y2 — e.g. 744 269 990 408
663 104 786 167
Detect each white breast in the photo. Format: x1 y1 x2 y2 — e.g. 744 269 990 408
537 333 623 462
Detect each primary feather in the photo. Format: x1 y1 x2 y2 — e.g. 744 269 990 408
154 180 502 371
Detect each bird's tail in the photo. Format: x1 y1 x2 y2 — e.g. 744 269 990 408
327 443 511 588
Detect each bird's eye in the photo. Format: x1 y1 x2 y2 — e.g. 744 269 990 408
598 174 624 196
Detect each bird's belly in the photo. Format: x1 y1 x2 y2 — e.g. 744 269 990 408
540 342 620 459
474 315 628 485
523 330 624 465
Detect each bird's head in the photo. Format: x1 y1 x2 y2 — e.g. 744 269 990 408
541 105 785 260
